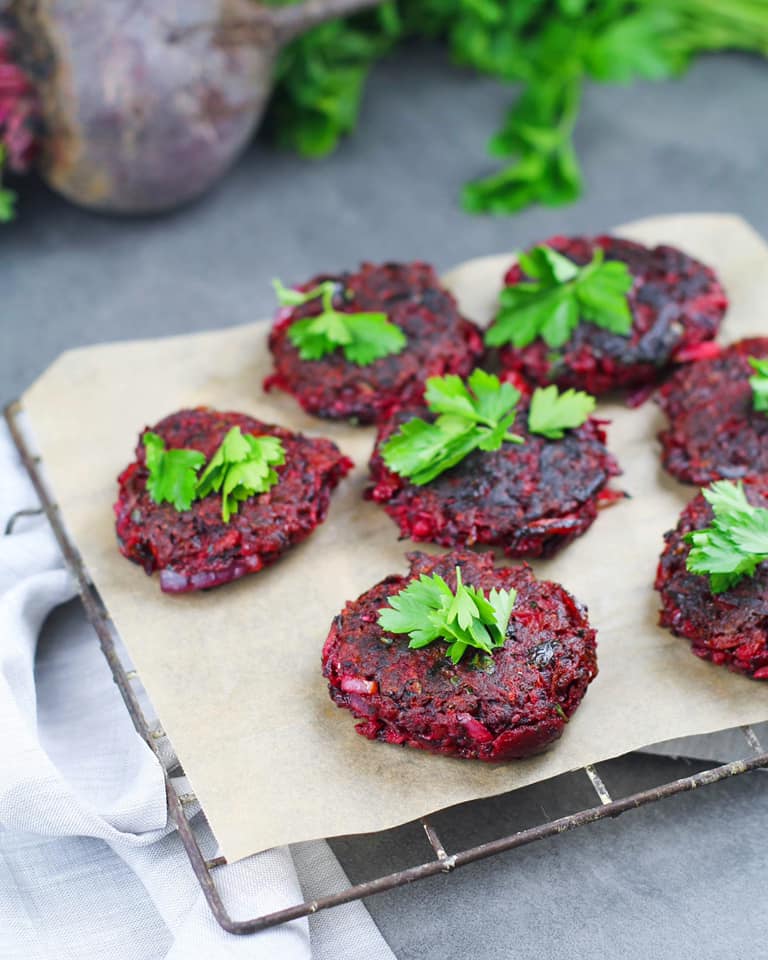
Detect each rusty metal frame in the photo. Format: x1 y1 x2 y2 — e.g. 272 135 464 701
6 398 768 936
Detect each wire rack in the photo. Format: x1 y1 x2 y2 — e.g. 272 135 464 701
6 399 768 936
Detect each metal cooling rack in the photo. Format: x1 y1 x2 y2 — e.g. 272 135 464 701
6 399 768 935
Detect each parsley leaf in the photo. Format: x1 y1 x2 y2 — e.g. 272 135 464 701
748 356 768 412
485 245 633 349
528 384 596 439
0 146 16 223
685 481 768 593
273 277 406 366
378 565 516 664
143 432 206 512
381 369 524 485
196 427 286 522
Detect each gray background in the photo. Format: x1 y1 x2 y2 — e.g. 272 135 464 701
3 47 767 958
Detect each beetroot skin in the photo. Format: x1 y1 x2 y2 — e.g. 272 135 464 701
322 549 599 761
115 408 352 594
367 402 621 558
496 235 727 394
657 338 768 485
264 261 483 424
656 483 768 680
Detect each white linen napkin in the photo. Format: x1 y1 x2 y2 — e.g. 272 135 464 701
0 421 394 960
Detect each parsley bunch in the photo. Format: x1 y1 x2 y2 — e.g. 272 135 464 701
748 356 768 412
142 426 285 522
196 427 286 522
382 369 524 485
485 245 633 350
378 565 517 664
381 369 596 484
268 0 768 216
273 278 406 365
685 481 768 594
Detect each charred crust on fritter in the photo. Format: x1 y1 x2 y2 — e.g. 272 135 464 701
114 407 353 593
657 337 768 484
655 481 768 679
495 235 727 394
366 402 621 558
264 261 484 423
322 549 599 760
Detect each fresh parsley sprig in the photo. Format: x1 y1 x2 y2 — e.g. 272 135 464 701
528 384 597 439
485 244 633 350
748 356 768 412
143 427 285 522
273 278 407 365
197 427 285 522
382 370 523 486
378 566 516 664
381 370 596 485
143 432 206 512
685 481 768 594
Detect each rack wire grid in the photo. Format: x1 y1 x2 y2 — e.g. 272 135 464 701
6 399 768 936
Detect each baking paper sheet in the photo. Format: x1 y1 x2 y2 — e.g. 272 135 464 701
21 214 768 863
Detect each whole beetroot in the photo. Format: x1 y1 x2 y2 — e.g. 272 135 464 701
9 0 380 214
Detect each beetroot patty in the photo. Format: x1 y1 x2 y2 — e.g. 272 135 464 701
367 403 621 558
656 483 768 679
115 408 353 594
496 235 727 394
322 550 598 761
264 262 483 423
658 338 768 485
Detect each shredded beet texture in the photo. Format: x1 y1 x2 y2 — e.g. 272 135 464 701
367 403 621 558
495 235 727 394
114 408 353 594
657 337 768 485
322 550 598 761
265 261 483 423
655 482 768 680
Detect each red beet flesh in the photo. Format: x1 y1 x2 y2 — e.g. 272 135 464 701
114 408 353 594
367 403 621 558
0 27 38 172
265 262 483 423
655 483 768 680
322 550 598 761
496 235 727 394
657 337 768 485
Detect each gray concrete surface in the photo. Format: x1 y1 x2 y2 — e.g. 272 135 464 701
2 45 767 959
2 48 767 402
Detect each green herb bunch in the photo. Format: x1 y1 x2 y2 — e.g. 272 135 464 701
381 368 596 483
273 278 406 365
378 565 517 663
143 426 286 522
685 481 768 594
268 0 768 216
485 244 633 349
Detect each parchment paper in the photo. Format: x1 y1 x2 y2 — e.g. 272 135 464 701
21 214 768 864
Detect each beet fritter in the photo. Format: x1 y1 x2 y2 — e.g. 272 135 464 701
322 550 598 761
264 262 483 424
367 403 621 559
658 338 768 485
496 235 727 394
115 408 352 594
656 483 768 679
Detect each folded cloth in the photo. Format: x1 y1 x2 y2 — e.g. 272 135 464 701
0 421 395 960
